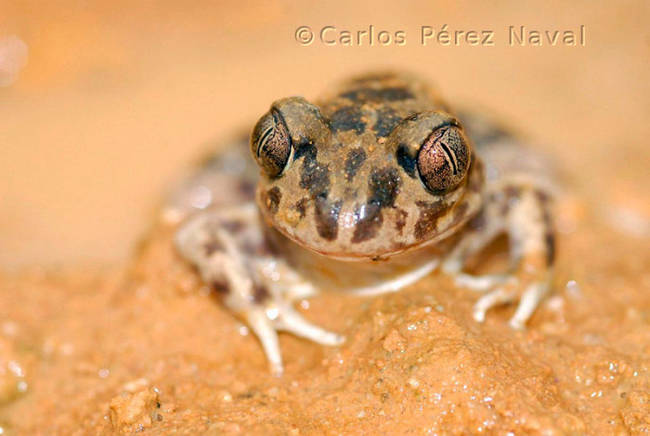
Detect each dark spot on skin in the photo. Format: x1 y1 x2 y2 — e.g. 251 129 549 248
377 87 414 101
314 195 342 240
538 193 555 265
369 167 401 208
545 232 556 265
329 106 366 135
243 238 277 257
302 164 330 198
221 220 245 233
203 240 223 256
352 203 383 243
294 140 316 160
238 180 256 200
504 185 522 200
535 190 551 204
212 279 230 294
293 141 338 237
295 142 331 198
263 187 282 214
351 72 397 84
396 143 417 178
352 168 402 243
395 208 408 234
240 239 257 256
339 87 414 103
295 198 309 219
414 200 448 240
344 186 358 198
253 284 270 303
379 87 414 101
373 107 402 137
344 148 367 181
468 208 487 231
241 237 275 257
501 185 522 215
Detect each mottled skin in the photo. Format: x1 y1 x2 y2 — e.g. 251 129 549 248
253 74 482 259
167 72 556 375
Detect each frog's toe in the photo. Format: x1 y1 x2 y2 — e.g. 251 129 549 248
244 303 344 375
246 308 284 376
455 273 511 292
472 287 518 323
276 305 345 346
508 281 549 329
472 280 549 327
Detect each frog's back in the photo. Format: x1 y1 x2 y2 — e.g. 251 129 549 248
316 72 452 141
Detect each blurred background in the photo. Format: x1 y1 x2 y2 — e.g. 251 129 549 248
1 0 648 268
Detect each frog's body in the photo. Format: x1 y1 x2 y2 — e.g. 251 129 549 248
166 72 556 375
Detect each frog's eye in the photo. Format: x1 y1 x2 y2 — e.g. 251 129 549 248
417 123 470 194
251 109 292 178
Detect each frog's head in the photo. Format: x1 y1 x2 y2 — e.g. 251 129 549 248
250 93 484 260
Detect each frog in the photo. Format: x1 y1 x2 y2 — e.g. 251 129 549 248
164 71 556 375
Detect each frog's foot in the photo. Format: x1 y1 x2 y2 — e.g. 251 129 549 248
472 274 550 329
246 303 345 376
442 184 555 329
175 208 343 375
449 268 550 328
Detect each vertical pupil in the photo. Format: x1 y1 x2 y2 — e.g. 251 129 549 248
257 125 275 157
438 140 458 175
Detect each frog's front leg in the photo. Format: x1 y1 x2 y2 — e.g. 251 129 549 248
442 185 555 329
175 205 343 375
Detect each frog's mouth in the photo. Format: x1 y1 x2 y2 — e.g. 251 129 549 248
258 157 484 262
